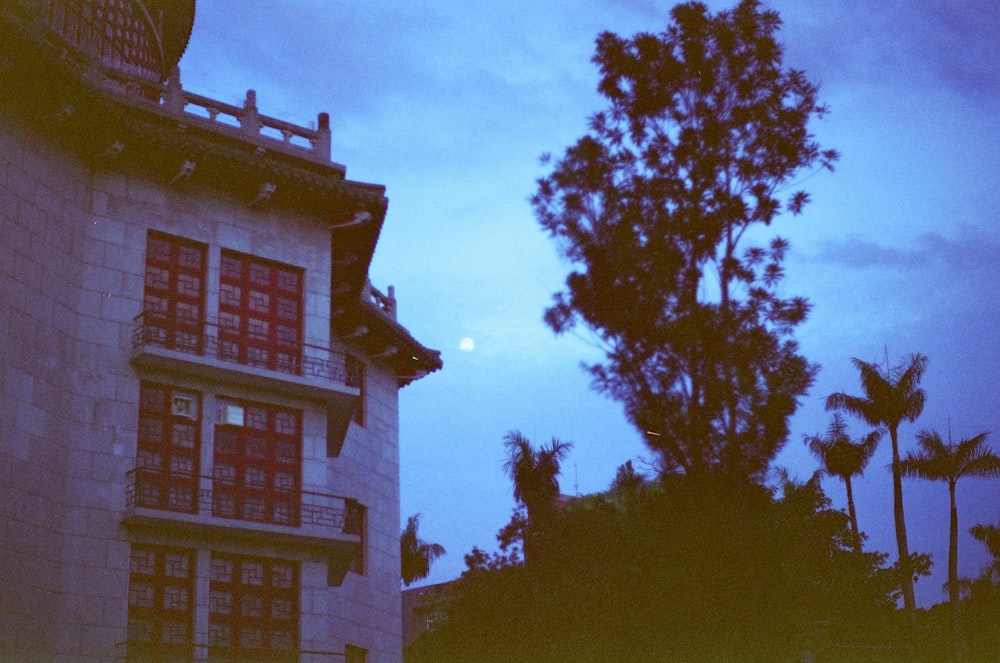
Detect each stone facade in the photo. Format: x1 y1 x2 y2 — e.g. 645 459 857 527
0 2 439 661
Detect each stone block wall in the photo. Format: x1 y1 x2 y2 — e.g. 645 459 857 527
0 110 403 661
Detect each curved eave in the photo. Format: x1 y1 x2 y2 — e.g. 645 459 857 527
8 0 196 83
1 7 438 385
335 303 442 388
0 9 386 279
144 0 196 76
330 215 387 325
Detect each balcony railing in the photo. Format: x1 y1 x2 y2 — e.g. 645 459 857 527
362 280 396 320
124 467 362 536
131 312 359 388
114 639 347 662
39 25 335 165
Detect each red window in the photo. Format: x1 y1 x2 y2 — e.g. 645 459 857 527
208 554 298 661
212 399 301 527
127 546 195 659
143 232 207 353
218 251 303 375
134 382 201 514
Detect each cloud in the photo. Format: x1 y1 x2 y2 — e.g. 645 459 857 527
773 0 1000 104
815 225 1000 272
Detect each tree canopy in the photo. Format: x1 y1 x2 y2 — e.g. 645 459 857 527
401 513 446 587
532 0 838 479
406 471 901 662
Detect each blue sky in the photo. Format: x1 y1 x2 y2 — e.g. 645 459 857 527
179 1 1000 607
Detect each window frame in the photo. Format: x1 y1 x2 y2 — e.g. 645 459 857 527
143 231 207 354
134 381 202 515
208 553 299 660
126 545 196 658
218 249 304 376
211 397 302 527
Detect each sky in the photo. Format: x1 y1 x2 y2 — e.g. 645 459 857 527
179 1 1000 608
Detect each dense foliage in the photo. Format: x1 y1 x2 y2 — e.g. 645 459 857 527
406 472 909 662
532 0 838 479
405 0 1000 658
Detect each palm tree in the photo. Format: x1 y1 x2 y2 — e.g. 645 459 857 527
502 430 573 563
804 413 882 553
901 430 1000 604
900 428 1000 661
826 352 927 613
401 513 446 587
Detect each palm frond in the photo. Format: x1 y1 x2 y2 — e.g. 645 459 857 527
895 353 928 394
503 430 536 504
825 392 878 426
401 513 446 586
859 428 884 464
970 523 1000 559
901 429 951 481
901 428 998 483
901 389 926 423
503 431 573 509
805 414 881 480
957 432 1000 479
854 358 890 406
832 354 927 431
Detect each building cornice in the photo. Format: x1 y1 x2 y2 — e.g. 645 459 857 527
0 8 440 383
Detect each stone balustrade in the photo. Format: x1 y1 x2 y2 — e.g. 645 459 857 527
161 69 333 162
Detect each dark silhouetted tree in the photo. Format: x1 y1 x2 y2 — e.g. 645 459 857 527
532 0 837 480
501 430 572 563
970 521 1000 584
901 428 1000 660
827 352 927 614
401 513 446 587
608 459 647 498
805 412 882 553
406 470 900 663
963 520 1000 660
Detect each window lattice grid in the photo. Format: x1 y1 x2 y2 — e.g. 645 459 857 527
217 250 304 376
135 382 201 514
127 546 195 650
208 554 299 657
212 399 301 527
142 232 207 354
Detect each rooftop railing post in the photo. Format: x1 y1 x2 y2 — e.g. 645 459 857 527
241 89 261 137
164 66 184 113
316 112 331 161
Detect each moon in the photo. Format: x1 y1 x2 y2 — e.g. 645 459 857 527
459 337 475 352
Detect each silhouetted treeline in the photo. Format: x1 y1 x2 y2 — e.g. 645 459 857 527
406 471 981 662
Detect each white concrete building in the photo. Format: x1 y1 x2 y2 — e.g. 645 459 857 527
0 2 440 661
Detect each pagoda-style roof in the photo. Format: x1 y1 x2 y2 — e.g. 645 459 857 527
0 4 441 384
147 0 197 74
9 0 195 83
